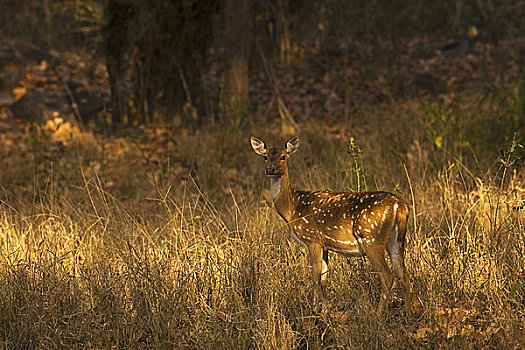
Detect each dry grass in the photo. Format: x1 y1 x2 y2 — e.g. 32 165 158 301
1 100 524 349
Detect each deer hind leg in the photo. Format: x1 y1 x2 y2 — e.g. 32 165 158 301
388 215 411 315
367 247 394 315
387 231 411 315
308 244 329 311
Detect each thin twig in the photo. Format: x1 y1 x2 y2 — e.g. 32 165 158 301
174 59 192 105
53 65 86 132
404 164 417 233
257 42 300 132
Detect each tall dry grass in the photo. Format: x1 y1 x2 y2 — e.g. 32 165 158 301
0 99 524 348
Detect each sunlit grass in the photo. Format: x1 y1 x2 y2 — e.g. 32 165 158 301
0 115 523 348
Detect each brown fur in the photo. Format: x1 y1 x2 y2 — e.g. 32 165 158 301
251 136 411 315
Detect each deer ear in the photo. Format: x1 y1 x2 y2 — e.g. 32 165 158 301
285 136 299 154
250 136 268 156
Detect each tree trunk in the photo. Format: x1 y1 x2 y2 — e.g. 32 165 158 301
103 0 138 128
224 0 252 123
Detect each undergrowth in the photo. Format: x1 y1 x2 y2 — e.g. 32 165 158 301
0 107 524 348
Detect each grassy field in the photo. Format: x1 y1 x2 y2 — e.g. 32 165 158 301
1 40 525 348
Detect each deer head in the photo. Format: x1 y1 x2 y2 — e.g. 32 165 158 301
250 136 298 178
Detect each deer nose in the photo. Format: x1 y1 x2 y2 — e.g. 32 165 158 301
265 167 276 175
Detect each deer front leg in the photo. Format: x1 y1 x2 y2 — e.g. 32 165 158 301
308 244 328 312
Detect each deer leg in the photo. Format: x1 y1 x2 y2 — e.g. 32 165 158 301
367 248 394 315
387 227 411 315
309 244 328 311
321 248 329 290
391 254 411 316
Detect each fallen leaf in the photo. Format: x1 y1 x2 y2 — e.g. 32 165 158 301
12 86 27 101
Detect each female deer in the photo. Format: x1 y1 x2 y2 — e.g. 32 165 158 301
251 136 411 315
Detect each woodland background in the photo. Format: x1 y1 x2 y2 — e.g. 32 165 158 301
0 0 524 348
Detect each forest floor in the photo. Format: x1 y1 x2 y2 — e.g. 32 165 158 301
0 35 524 348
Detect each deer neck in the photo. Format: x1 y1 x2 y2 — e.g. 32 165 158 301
271 172 296 223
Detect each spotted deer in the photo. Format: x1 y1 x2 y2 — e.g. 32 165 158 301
251 136 411 314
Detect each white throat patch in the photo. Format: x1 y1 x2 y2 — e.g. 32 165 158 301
270 178 281 200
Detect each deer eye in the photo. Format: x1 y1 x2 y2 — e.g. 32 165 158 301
263 156 268 161
280 155 286 160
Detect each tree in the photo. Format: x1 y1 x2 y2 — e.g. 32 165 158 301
103 0 138 127
102 0 219 128
223 0 252 125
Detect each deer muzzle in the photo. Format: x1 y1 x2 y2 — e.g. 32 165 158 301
265 167 276 176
